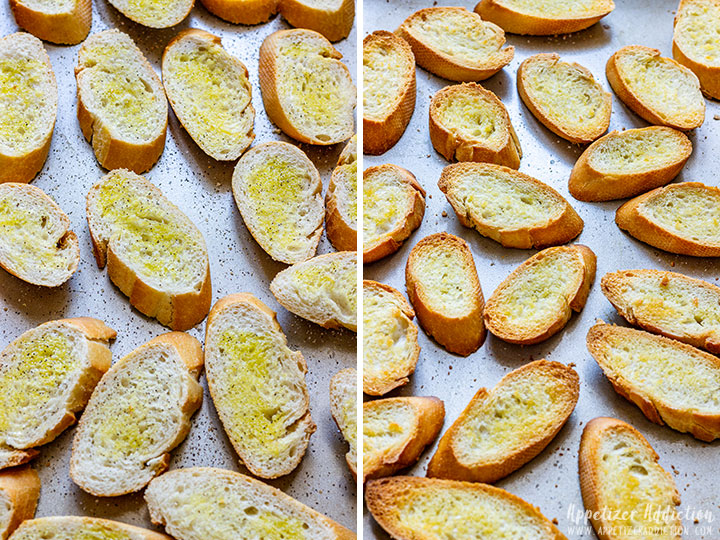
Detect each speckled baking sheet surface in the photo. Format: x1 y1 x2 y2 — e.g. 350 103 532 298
0 1 356 533
364 1 719 538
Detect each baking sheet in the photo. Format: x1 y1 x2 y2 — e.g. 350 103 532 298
0 1 357 533
363 1 719 538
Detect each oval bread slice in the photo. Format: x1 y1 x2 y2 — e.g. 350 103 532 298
10 0 90 44
673 0 720 100
330 368 357 478
326 135 357 251
0 467 39 539
199 0 278 25
279 0 355 42
9 516 172 540
106 0 193 28
427 360 579 483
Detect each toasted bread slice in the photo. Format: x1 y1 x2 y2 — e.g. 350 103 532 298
363 164 425 264
364 397 444 482
518 53 611 143
430 83 522 167
326 135 357 251
162 29 255 161
0 318 114 470
76 30 167 174
86 169 212 330
0 33 56 184
0 183 79 287
9 0 90 44
106 0 193 28
606 45 705 131
366 476 568 539
0 467 39 540
396 7 513 82
673 0 720 100
363 280 420 396
569 127 692 202
279 0 354 42
475 0 614 35
439 163 583 249
330 368 357 477
232 141 323 264
146 467 356 539
259 29 355 145
484 245 596 345
270 251 357 331
70 332 203 497
199 0 278 24
9 517 171 540
579 417 681 540
615 182 720 257
363 31 416 155
428 360 579 483
205 294 315 478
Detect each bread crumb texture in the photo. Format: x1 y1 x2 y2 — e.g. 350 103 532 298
363 168 414 247
108 0 189 27
16 0 74 11
676 0 720 67
12 520 134 539
436 91 505 145
588 128 688 173
363 37 413 120
493 0 605 17
363 401 414 468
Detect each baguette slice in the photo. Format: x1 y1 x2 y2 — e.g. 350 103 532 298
363 280 419 396
0 33 56 184
9 517 171 540
145 467 356 539
428 360 579 483
615 182 720 257
606 45 705 131
363 31 416 156
70 332 203 497
106 0 193 28
9 0 90 44
270 251 357 331
518 53 611 143
279 0 355 42
199 0 278 24
366 476 568 540
86 169 212 330
204 294 315 479
406 233 486 356
439 163 583 249
0 183 79 287
232 141 323 264
364 397 444 482
329 368 357 477
363 164 425 264
430 83 522 167
569 127 692 202
259 29 355 145
76 30 168 174
579 417 681 540
673 0 720 100
326 135 357 251
396 7 514 82
0 467 39 540
484 245 596 345
0 318 115 470
587 323 720 441
162 29 255 161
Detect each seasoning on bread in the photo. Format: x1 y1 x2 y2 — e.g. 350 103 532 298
673 0 720 100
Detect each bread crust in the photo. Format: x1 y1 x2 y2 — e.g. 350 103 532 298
673 0 720 100
199 0 278 24
329 368 357 478
9 0 90 44
107 0 193 28
279 0 354 42
11 516 172 540
0 466 39 539
326 136 357 251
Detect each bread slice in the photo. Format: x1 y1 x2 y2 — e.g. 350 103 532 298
232 141 323 264
518 53 611 143
587 323 720 441
0 467 39 540
9 0 90 44
439 163 583 249
0 318 115 470
70 332 203 497
363 280 419 396
329 368 357 477
569 127 692 202
363 397 444 482
430 83 522 167
162 29 255 161
106 0 193 28
0 183 79 287
199 0 278 24
396 7 514 82
602 269 720 353
606 45 705 131
673 0 720 100
363 164 425 264
204 294 315 478
145 467 356 539
259 29 355 145
615 182 720 257
279 0 355 42
9 517 172 540
326 135 357 251
366 476 567 539
474 0 614 35
0 33 56 184
363 31 416 155
86 169 212 330
484 245 596 345
76 30 168 174
579 417 681 540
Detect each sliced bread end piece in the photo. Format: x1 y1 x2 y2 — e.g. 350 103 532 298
0 466 39 539
326 135 357 251
279 0 355 42
330 368 357 477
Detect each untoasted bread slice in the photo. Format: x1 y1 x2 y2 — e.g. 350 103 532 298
326 135 357 251
439 163 583 249
364 397 444 482
579 417 681 540
86 169 212 330
430 83 522 167
673 0 720 100
9 517 171 540
106 0 193 27
279 0 355 42
428 360 579 483
330 368 357 477
9 0 90 44
569 127 692 202
199 0 278 24
366 476 567 539
0 467 39 540
484 245 596 345
615 182 720 257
